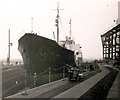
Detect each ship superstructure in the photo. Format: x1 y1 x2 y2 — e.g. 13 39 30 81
59 18 82 66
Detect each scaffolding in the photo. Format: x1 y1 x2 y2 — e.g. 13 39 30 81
101 24 120 63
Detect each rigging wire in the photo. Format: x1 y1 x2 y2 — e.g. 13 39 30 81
59 17 67 40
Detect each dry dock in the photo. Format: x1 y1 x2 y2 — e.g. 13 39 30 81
4 63 119 99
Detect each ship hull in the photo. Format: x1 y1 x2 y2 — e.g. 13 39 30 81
18 33 75 75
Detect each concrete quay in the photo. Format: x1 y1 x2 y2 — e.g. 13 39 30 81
53 64 109 98
5 78 69 98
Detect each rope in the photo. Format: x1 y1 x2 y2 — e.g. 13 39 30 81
26 66 66 89
29 66 65 78
29 68 49 78
51 66 64 71
59 17 66 36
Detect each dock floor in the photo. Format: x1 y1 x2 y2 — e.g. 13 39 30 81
5 63 112 99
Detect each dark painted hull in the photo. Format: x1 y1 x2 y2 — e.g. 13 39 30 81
18 33 75 75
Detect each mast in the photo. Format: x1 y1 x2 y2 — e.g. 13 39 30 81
55 3 63 44
7 29 12 65
31 17 33 33
56 3 59 43
69 18 72 39
8 29 10 65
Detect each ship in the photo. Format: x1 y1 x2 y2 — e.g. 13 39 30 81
18 4 82 76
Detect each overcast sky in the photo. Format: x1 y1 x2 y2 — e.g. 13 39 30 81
0 0 119 61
